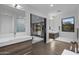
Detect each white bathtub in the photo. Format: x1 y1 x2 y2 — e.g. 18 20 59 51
0 34 32 47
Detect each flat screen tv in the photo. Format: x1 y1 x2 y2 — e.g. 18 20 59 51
62 17 75 32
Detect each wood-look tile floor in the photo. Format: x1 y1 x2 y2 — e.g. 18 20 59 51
30 40 70 55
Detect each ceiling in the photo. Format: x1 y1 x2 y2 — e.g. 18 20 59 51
5 4 79 16
25 4 79 15
0 4 25 17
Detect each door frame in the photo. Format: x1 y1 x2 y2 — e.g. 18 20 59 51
30 14 47 43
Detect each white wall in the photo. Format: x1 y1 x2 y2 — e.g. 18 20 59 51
0 5 25 33
0 5 26 37
48 9 79 43
59 10 78 42
0 15 13 34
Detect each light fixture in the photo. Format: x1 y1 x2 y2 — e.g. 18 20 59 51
16 4 22 9
7 4 24 11
50 4 54 7
11 4 22 9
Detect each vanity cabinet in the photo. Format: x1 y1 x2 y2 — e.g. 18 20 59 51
0 40 32 55
49 33 59 39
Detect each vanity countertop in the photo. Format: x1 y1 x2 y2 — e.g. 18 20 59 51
49 30 59 33
0 36 32 47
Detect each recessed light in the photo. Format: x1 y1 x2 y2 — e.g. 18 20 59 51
50 4 54 7
16 5 22 9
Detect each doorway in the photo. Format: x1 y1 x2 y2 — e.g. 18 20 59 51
30 14 46 43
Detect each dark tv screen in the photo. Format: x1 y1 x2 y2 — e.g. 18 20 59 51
62 17 75 32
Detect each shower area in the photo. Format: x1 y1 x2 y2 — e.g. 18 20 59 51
30 14 46 43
